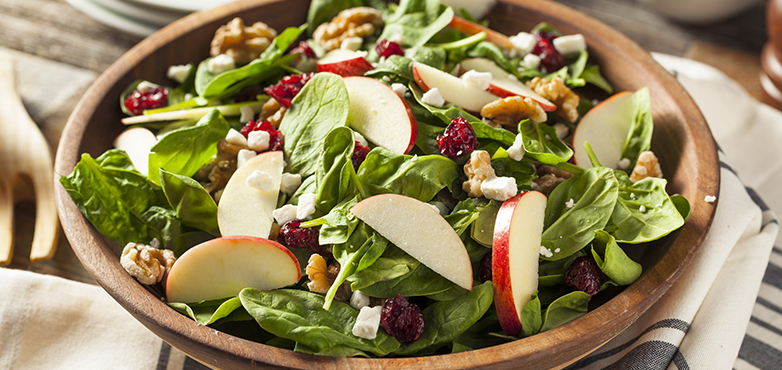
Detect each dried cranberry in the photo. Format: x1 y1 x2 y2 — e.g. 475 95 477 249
479 252 492 283
278 219 326 254
264 72 315 107
531 33 565 74
239 120 284 151
436 116 478 158
381 294 425 343
375 39 404 59
351 141 371 170
289 41 317 59
564 256 604 296
124 87 168 115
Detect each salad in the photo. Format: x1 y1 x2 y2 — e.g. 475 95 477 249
60 0 691 358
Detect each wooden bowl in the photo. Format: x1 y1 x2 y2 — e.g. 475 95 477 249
54 0 720 368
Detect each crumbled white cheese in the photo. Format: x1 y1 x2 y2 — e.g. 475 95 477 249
509 31 536 57
555 248 561 253
553 34 587 57
391 83 408 98
356 50 368 58
704 195 717 203
297 193 317 220
507 134 525 161
340 37 363 51
411 155 418 162
521 53 541 70
617 158 631 171
246 170 275 192
183 93 193 101
225 129 247 146
480 176 518 202
352 306 383 340
166 64 191 83
207 54 236 74
565 198 575 210
350 290 370 310
136 80 157 92
630 193 636 199
389 33 405 44
421 88 445 108
382 76 391 83
553 123 569 140
428 201 450 215
639 205 647 213
280 173 302 195
239 105 255 124
149 238 161 249
539 246 553 258
273 204 299 226
247 130 270 152
236 149 257 168
354 131 368 147
461 70 493 90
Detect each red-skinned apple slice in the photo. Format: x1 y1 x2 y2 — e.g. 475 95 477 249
217 150 283 239
571 91 634 169
459 58 557 111
492 191 547 336
351 194 473 290
317 49 373 77
447 16 514 50
166 236 301 303
343 76 418 154
113 127 157 176
412 61 499 113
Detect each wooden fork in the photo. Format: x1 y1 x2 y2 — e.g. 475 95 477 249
0 52 59 264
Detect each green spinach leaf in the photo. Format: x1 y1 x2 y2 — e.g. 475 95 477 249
610 174 685 244
540 291 591 332
169 297 251 325
620 87 653 172
159 169 219 236
591 230 642 285
518 119 573 165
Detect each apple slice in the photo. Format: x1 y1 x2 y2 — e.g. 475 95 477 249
492 191 547 336
166 236 301 303
317 49 374 77
113 127 157 176
343 76 418 154
571 91 634 169
217 150 283 239
447 16 514 51
459 58 556 111
412 61 499 113
351 194 473 290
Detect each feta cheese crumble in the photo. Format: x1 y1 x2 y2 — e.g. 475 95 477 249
639 205 646 213
207 54 235 74
553 123 569 140
461 70 493 90
239 105 254 124
136 80 157 92
247 130 270 152
354 131 368 146
225 129 247 146
428 201 450 215
280 173 302 195
272 205 298 226
350 290 370 310
507 134 525 161
480 176 518 202
297 193 317 220
565 198 575 210
509 31 536 56
166 64 191 83
236 149 256 168
391 83 408 97
521 53 541 70
704 195 717 203
340 37 363 51
352 306 383 340
617 158 631 171
246 170 275 192
553 34 587 57
421 88 445 107
539 246 553 258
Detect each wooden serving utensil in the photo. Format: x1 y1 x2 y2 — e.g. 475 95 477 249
0 52 59 264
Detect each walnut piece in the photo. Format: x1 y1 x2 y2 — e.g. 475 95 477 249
210 18 277 64
120 242 176 285
481 95 547 126
462 150 496 198
306 254 336 294
532 165 575 197
259 98 287 128
526 77 580 123
196 140 245 196
313 7 383 51
629 151 663 182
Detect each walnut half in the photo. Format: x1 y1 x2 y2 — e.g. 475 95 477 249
526 77 580 123
210 18 277 64
120 242 176 285
462 150 496 198
629 151 663 182
481 95 547 126
313 7 383 51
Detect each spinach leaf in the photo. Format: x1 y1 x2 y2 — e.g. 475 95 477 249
405 45 446 70
294 343 370 357
542 166 618 260
138 206 182 251
540 291 591 332
147 109 230 184
580 65 613 93
239 288 400 356
365 55 415 81
59 149 170 248
671 194 691 221
451 308 510 351
394 281 494 355
358 261 456 297
325 223 379 308
466 41 512 71
306 195 362 245
159 169 219 236
373 0 454 59
316 127 360 216
521 293 543 337
591 230 642 285
279 73 350 178
347 245 418 291
620 88 653 172
518 119 573 165
169 297 251 325
609 173 685 244
491 148 535 191
443 198 482 235
357 147 460 202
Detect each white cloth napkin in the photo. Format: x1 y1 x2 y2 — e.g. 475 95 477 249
1 54 779 370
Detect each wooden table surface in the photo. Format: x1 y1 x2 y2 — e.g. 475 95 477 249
1 0 769 283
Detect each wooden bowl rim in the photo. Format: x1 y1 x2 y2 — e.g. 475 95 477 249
54 0 720 368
